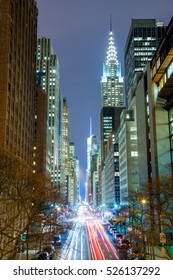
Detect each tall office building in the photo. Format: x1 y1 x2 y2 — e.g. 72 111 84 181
36 38 61 182
68 142 78 206
0 0 38 259
120 18 166 204
61 97 70 202
124 17 173 243
135 16 173 183
86 124 93 204
100 19 124 160
0 0 38 165
124 19 166 100
62 98 70 169
100 106 124 160
86 133 99 205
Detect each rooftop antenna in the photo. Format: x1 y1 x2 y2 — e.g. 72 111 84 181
90 117 92 137
110 14 112 32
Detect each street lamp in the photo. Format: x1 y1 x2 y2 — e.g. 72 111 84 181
141 199 147 205
140 199 147 258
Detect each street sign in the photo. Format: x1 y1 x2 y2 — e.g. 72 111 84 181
160 232 166 245
21 233 27 241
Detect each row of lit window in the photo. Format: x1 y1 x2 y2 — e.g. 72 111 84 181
134 52 154 56
134 37 156 41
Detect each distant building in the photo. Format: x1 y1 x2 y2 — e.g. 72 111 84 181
68 142 79 206
100 106 124 160
103 138 120 208
86 133 99 205
93 151 101 207
60 97 70 202
75 159 80 204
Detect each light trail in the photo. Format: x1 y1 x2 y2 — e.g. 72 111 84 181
86 218 119 260
58 205 119 260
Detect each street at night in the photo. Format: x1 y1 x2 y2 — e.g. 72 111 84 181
59 205 119 260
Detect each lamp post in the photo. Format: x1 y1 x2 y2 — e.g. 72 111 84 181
141 199 147 258
159 215 167 258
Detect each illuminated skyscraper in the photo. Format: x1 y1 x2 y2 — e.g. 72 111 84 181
68 142 78 206
87 134 99 205
61 97 70 202
100 19 124 160
36 38 61 182
62 98 70 170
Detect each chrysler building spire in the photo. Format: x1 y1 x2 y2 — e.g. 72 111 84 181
101 17 124 108
105 16 118 66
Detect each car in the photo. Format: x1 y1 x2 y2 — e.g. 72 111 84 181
34 244 55 260
107 225 112 231
51 234 61 246
119 238 131 249
114 233 124 242
42 244 55 259
109 228 117 234
36 251 50 260
108 225 117 234
111 229 119 235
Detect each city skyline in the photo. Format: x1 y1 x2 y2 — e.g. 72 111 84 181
0 0 173 263
37 0 173 195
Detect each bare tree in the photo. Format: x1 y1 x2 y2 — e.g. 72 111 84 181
0 151 65 259
119 173 173 259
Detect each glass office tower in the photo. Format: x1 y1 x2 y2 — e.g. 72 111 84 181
124 19 166 100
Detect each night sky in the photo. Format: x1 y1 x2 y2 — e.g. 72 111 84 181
37 0 172 198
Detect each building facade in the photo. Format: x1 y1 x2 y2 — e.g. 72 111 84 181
33 86 48 174
135 17 173 183
126 17 173 246
0 0 38 165
103 141 120 208
119 109 140 204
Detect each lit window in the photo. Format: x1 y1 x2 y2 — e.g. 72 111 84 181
130 135 137 140
131 151 138 157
